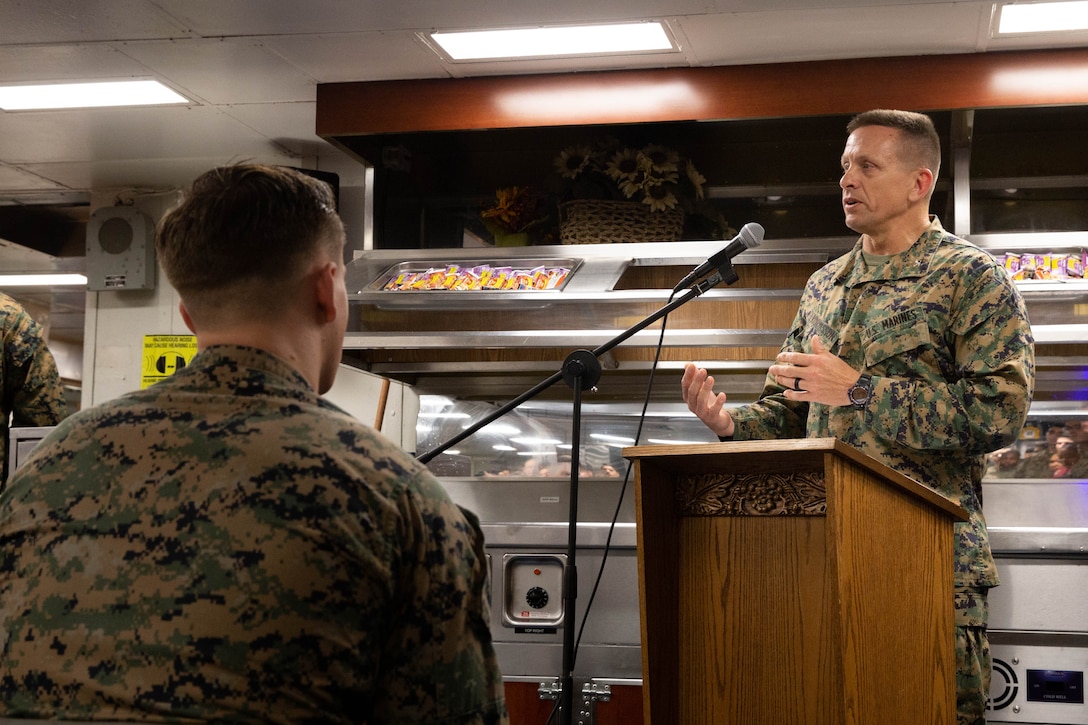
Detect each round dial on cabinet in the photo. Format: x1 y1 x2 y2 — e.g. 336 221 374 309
526 586 549 609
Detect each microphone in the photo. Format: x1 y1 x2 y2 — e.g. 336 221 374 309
671 222 765 292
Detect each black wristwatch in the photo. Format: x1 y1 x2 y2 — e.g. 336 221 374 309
847 373 873 410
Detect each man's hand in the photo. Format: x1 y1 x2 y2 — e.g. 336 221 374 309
767 337 862 407
681 363 735 438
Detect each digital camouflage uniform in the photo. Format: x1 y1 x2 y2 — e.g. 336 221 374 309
1 292 66 489
0 344 507 724
728 217 1034 725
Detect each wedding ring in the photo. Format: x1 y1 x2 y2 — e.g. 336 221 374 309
793 377 803 391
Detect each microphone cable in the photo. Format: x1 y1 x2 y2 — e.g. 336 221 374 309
544 289 677 725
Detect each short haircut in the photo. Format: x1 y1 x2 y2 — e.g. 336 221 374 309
157 164 344 302
846 109 941 179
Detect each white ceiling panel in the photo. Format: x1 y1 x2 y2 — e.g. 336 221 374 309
0 43 154 82
221 101 329 157
265 32 450 83
0 164 68 192
157 0 712 36
156 0 422 36
678 4 993 66
0 0 190 44
118 37 318 104
21 153 304 194
0 105 292 165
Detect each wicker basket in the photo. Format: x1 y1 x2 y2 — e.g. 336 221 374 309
558 199 684 244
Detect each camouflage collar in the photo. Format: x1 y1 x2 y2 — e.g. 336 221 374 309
194 344 314 392
834 215 947 286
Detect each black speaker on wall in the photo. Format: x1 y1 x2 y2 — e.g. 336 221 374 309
86 206 156 291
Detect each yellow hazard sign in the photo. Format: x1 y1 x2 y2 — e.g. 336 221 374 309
141 334 198 389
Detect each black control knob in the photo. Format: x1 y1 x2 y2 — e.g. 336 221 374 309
525 586 549 609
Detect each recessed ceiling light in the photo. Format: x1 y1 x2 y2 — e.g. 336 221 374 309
996 0 1088 34
428 21 675 61
0 273 88 286
0 80 188 111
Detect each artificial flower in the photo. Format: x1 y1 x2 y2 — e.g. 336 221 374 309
479 185 550 241
551 137 728 237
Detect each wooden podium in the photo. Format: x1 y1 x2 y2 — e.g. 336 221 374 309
624 438 968 725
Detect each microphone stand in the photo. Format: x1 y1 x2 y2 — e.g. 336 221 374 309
416 260 743 725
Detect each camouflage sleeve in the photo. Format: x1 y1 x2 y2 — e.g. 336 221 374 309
3 311 66 427
371 469 507 724
866 261 1034 456
729 307 810 441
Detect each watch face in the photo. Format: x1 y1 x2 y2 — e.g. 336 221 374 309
848 376 871 406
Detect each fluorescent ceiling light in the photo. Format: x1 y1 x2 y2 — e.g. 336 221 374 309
0 80 188 111
996 1 1088 33
590 433 636 444
430 22 673 61
0 273 87 286
645 438 716 446
510 437 564 446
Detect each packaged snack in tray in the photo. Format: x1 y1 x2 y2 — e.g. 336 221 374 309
1034 254 1052 280
399 271 425 290
509 270 535 290
413 268 435 289
443 265 463 290
546 267 570 289
384 271 411 291
530 266 550 290
486 267 512 290
1003 254 1022 279
432 267 448 290
473 265 493 290
1048 251 1085 280
1066 251 1086 279
1018 253 1050 280
451 267 481 291
1051 254 1071 279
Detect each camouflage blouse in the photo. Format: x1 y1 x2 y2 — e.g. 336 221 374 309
0 344 507 724
730 218 1035 588
1 292 66 487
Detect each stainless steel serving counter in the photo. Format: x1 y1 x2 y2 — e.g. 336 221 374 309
436 472 1088 723
439 475 642 723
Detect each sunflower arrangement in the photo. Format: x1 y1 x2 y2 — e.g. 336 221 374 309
552 137 728 239
479 185 551 244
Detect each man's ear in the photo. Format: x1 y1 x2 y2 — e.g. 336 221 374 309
179 301 197 334
313 262 339 324
911 167 935 201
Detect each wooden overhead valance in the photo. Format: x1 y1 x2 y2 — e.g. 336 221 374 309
317 48 1088 138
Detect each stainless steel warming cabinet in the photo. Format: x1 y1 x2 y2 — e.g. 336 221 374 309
986 478 1088 724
